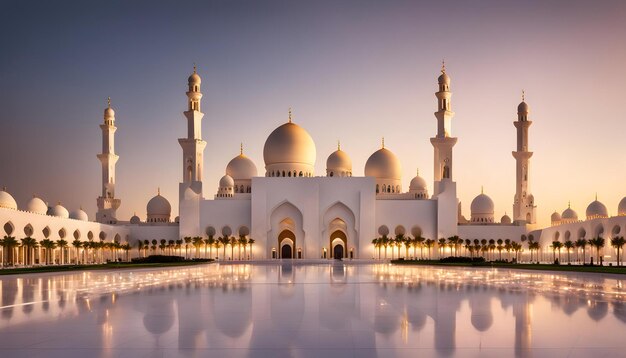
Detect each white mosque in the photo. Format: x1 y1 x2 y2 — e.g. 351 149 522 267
1 66 625 263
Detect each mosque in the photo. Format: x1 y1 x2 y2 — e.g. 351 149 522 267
1 66 625 262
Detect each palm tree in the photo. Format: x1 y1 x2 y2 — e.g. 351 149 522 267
403 235 411 259
504 239 512 261
122 243 131 261
219 236 229 259
563 241 574 264
438 238 447 258
20 237 38 266
611 236 625 266
530 241 540 262
575 238 587 264
159 239 167 254
551 241 563 263
40 239 56 265
238 235 248 260
415 236 425 259
589 237 605 264
151 239 157 255
206 236 216 259
57 239 68 265
424 239 435 259
137 240 144 258
71 238 82 264
229 236 237 259
192 236 203 258
380 235 389 259
248 238 255 259
1 235 19 266
183 236 192 258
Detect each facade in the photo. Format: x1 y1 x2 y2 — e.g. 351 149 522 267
1 65 625 264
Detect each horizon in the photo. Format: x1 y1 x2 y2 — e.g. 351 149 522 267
1 0 625 228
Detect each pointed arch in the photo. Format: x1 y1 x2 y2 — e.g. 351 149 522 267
24 224 34 237
73 229 81 240
268 200 305 259
3 221 14 235
43 226 51 238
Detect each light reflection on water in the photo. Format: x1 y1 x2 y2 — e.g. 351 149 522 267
1 263 626 357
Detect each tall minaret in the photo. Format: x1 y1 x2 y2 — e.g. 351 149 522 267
96 97 121 224
512 91 536 224
430 61 458 192
178 65 207 185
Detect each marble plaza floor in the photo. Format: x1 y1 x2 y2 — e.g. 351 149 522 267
1 261 626 357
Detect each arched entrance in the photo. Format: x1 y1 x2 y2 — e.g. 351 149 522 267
330 230 347 259
333 244 344 259
278 230 295 259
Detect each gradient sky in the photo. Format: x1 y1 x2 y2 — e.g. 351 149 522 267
1 0 625 228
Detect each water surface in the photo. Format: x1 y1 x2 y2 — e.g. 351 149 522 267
1 263 626 357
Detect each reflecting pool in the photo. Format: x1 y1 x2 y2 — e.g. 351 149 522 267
1 263 626 357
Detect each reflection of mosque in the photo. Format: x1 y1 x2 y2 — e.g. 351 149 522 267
2 266 626 355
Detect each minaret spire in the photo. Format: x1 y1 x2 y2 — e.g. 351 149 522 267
431 62 457 184
96 98 121 223
240 142 243 155
179 66 207 186
512 93 536 224
288 107 292 123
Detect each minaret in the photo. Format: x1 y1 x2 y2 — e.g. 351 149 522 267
430 61 458 190
96 97 121 224
512 91 536 224
178 65 207 185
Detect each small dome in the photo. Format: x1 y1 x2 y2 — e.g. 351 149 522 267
130 214 141 224
501 214 512 224
188 72 201 84
51 203 69 218
0 189 17 210
104 107 115 118
263 122 316 172
70 208 88 221
326 148 352 176
471 193 494 215
438 72 450 85
562 206 578 221
618 197 626 216
551 211 562 223
147 194 171 217
26 196 47 214
586 199 608 219
517 101 529 114
226 153 258 180
219 174 234 188
409 174 427 191
365 147 402 180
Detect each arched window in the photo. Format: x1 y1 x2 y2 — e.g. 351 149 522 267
330 172 334 177
288 171 291 177
235 186 239 193
299 171 303 177
240 185 244 193
282 171 285 177
293 170 297 177
376 184 379 193
382 184 386 192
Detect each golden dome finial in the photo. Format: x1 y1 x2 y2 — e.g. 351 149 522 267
481 185 484 194
157 187 160 196
240 142 243 155
568 200 571 208
416 168 419 176
382 137 385 149
288 107 292 123
107 96 111 108
337 140 341 151
522 89 525 102
441 59 446 74
193 63 197 74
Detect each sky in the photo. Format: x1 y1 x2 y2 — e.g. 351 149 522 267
1 0 625 228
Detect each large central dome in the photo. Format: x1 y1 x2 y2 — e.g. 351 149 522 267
263 121 316 177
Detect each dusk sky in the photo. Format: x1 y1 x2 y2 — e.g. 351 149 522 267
1 0 625 227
